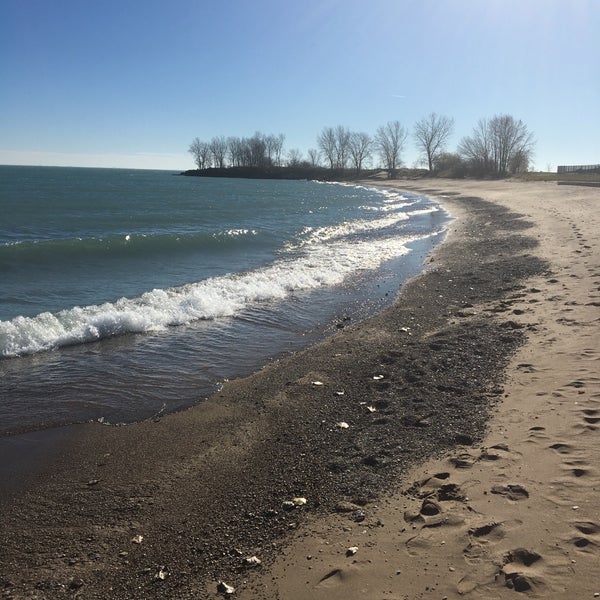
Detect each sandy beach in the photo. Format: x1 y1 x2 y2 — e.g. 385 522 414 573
1 179 599 599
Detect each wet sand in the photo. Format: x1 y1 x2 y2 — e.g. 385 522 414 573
1 179 598 599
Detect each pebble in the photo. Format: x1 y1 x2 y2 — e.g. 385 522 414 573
217 580 235 595
244 555 262 567
353 510 366 522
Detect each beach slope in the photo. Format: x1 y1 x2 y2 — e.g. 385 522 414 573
1 179 598 599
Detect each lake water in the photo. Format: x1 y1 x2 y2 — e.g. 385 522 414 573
0 166 449 434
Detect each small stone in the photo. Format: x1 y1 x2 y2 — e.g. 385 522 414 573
87 479 99 486
346 546 358 557
217 580 235 595
353 510 366 522
336 421 350 429
244 556 262 567
69 578 84 590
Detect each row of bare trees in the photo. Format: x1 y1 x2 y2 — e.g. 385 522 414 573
189 113 534 177
189 132 286 170
313 117 454 176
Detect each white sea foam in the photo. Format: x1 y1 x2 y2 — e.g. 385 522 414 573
0 234 415 358
287 212 411 250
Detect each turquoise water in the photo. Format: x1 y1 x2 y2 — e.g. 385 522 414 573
0 166 449 434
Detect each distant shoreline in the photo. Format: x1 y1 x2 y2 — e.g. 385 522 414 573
180 166 412 181
180 165 386 181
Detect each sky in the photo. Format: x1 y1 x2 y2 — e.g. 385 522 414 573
1 0 599 171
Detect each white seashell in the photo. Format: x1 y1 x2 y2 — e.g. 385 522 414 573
217 581 235 595
372 375 384 380
346 546 358 556
131 534 143 544
366 406 377 413
292 497 307 506
336 421 350 429
244 555 262 567
312 381 324 386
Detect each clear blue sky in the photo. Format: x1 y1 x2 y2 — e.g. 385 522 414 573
1 0 598 170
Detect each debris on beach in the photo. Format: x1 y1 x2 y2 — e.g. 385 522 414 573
366 405 377 413
372 374 385 380
346 546 358 557
335 421 350 429
353 510 366 522
311 380 324 386
334 390 345 396
244 555 262 567
283 497 307 510
154 567 167 581
217 580 236 595
131 534 144 544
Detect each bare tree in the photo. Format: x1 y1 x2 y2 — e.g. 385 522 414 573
275 134 286 166
458 115 534 175
334 125 351 169
227 136 243 167
458 117 493 173
348 132 372 172
209 136 228 168
260 133 285 166
490 115 534 174
188 137 211 169
286 148 303 167
413 113 454 172
317 126 337 169
317 125 352 169
375 121 408 177
307 148 320 167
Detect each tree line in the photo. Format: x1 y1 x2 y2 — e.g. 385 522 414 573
189 113 535 178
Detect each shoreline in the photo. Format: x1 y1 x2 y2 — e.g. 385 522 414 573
1 179 598 598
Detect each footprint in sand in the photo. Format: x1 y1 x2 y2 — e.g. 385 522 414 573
549 442 574 455
568 521 600 553
490 484 530 501
448 452 477 469
501 548 543 593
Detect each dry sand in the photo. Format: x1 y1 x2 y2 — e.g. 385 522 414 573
237 179 600 599
1 179 598 599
